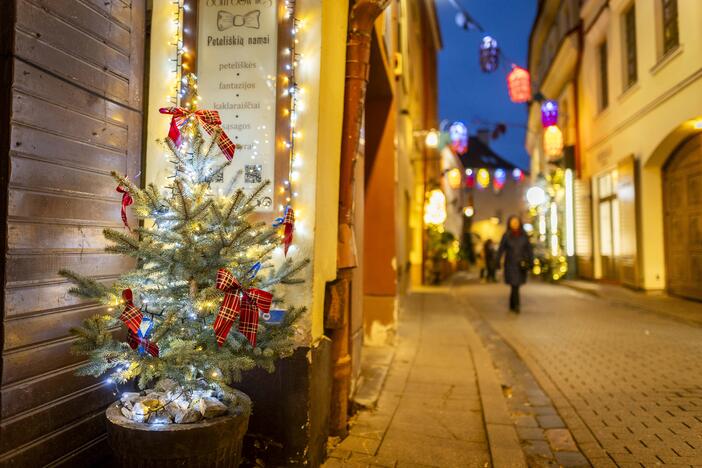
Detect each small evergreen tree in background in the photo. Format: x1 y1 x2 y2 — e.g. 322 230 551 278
60 76 307 421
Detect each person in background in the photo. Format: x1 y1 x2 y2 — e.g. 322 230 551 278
497 215 534 313
483 239 497 283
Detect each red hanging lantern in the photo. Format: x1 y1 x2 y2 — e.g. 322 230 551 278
541 100 558 128
507 65 531 103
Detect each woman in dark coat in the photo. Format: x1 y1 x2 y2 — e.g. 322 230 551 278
497 216 534 313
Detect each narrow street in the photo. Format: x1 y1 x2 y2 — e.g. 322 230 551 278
327 281 702 468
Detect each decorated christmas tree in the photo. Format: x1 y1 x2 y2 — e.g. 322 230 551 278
60 75 307 424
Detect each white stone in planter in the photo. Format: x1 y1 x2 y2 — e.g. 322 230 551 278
195 397 228 419
120 392 141 409
131 401 150 423
120 406 133 420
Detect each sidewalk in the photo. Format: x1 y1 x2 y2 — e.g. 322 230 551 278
561 279 702 326
324 288 524 468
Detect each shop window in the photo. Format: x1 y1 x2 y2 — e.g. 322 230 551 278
145 0 296 222
623 4 637 88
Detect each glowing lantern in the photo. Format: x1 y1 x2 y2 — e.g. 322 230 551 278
512 168 524 181
541 100 558 127
479 35 499 73
449 121 468 154
424 189 447 226
526 186 547 207
476 168 490 189
465 168 475 188
463 206 475 217
425 130 439 148
543 125 564 158
493 168 506 192
507 65 531 103
446 168 462 189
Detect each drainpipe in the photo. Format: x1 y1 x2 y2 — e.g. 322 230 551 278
325 0 390 438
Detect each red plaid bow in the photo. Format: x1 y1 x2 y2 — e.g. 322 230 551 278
127 329 159 357
116 185 133 231
119 289 143 334
159 107 235 160
214 268 272 347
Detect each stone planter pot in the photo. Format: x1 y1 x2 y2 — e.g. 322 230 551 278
106 390 251 467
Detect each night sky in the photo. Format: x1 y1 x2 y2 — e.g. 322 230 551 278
436 0 537 170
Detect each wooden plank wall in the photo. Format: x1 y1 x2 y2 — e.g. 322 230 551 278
0 0 144 465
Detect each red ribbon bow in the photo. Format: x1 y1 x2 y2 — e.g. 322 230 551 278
214 268 272 347
127 329 159 357
116 185 133 231
159 107 235 161
120 289 143 334
282 208 295 256
274 206 295 256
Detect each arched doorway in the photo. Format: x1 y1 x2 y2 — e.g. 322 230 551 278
663 134 702 300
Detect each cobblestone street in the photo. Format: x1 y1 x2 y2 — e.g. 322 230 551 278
461 282 702 467
326 281 702 467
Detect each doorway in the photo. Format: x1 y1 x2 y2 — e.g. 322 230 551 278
663 134 702 300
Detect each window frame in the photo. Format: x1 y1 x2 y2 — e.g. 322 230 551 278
598 40 609 111
622 3 637 89
661 0 679 56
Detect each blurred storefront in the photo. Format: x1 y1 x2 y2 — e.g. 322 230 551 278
527 0 702 293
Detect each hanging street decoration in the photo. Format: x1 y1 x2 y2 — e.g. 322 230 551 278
446 168 463 189
541 100 558 127
512 168 524 182
449 121 469 154
465 168 476 188
424 189 448 226
479 35 499 72
476 168 491 189
543 125 564 158
493 168 506 192
507 65 532 103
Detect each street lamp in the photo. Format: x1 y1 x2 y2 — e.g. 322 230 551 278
526 186 547 207
425 129 439 148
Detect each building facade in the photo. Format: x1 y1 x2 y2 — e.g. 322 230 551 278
578 0 702 294
528 0 702 294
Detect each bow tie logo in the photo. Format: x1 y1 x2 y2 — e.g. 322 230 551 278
217 10 261 31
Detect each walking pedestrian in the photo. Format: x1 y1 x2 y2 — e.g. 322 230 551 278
497 216 534 313
483 239 497 283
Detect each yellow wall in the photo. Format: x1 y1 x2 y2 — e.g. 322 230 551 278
579 0 702 289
